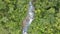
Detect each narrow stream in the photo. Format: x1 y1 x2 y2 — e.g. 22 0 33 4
22 0 35 34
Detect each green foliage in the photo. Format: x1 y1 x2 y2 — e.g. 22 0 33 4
0 0 60 34
28 0 60 34
0 0 28 34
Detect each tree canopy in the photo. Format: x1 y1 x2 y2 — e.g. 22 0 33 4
0 0 60 34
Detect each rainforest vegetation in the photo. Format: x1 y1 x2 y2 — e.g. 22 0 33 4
0 0 60 34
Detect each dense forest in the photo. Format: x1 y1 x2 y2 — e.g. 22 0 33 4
0 0 60 34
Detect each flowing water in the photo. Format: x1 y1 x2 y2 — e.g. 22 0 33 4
22 0 35 34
